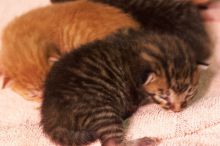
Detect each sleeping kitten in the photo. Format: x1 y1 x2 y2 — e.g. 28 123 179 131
95 0 212 63
0 0 139 100
94 0 212 111
52 0 211 63
42 1 204 144
49 0 210 111
41 28 199 146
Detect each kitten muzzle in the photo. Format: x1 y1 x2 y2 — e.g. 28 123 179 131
170 104 182 112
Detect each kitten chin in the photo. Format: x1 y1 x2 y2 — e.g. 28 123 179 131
0 0 139 101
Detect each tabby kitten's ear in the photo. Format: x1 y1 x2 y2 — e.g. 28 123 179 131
192 63 209 85
197 62 209 70
144 73 157 85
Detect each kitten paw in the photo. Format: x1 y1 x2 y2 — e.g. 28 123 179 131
125 137 161 146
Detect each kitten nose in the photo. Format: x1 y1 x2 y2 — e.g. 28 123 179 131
170 104 182 112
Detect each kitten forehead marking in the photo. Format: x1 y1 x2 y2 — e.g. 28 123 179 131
143 68 198 112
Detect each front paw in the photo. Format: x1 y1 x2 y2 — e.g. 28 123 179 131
125 137 161 146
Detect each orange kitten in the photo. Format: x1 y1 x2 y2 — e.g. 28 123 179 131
0 0 139 101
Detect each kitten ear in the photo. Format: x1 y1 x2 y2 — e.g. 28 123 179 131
144 73 156 85
197 62 209 70
48 56 60 66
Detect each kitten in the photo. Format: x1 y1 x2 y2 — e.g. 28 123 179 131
51 0 211 63
49 0 210 111
41 28 199 146
42 1 204 144
0 0 139 100
97 0 212 63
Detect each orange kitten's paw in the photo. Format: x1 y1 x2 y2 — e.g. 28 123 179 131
26 91 42 102
125 137 161 146
11 83 42 102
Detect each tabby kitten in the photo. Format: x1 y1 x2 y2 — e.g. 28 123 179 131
48 0 210 111
52 0 211 63
0 0 139 100
41 28 199 146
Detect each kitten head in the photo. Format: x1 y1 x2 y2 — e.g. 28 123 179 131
139 34 201 112
143 67 199 112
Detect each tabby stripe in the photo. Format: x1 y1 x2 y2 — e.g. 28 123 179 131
82 80 125 107
68 68 121 95
91 108 120 117
60 87 83 95
97 124 123 141
83 56 125 89
59 86 88 99
84 106 119 116
142 46 164 64
73 69 126 107
86 89 122 105
67 75 126 108
74 107 119 129
82 110 120 128
101 132 123 144
153 44 171 86
97 49 123 78
81 59 126 97
90 116 123 131
97 124 123 135
79 82 125 105
81 110 119 127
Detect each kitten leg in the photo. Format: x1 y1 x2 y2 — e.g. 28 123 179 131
83 108 160 146
103 137 160 146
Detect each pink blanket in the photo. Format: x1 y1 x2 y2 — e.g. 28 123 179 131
0 0 220 146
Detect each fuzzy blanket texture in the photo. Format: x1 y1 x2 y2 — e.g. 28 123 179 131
0 0 220 146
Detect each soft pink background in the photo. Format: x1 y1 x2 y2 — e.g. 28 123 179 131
0 0 220 146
